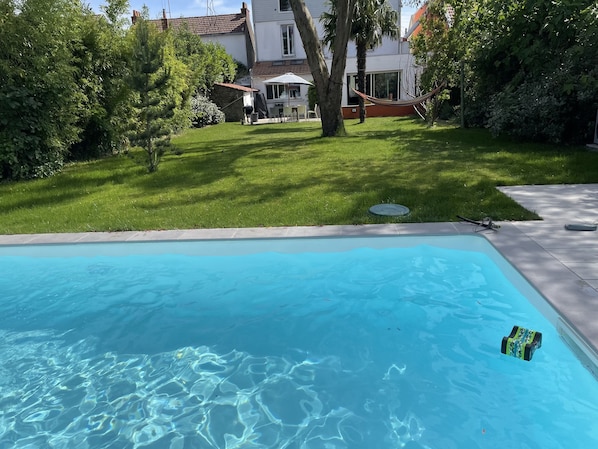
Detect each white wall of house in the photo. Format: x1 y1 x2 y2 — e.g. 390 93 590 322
343 53 419 104
254 21 308 61
251 0 420 113
253 0 404 61
252 0 329 23
202 34 250 67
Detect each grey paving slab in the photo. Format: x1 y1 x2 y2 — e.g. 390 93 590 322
560 262 598 279
499 184 598 222
547 246 598 263
505 220 596 240
0 234 39 244
494 184 598 357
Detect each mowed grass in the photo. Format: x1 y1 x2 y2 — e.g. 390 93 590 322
1 116 598 234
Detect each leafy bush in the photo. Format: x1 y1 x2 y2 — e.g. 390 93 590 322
0 0 82 180
486 60 597 145
413 0 598 144
487 79 566 143
190 95 225 128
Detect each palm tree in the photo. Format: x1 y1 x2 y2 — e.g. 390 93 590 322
322 0 400 123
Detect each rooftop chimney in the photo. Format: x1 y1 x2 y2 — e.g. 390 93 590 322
161 9 168 30
131 10 140 25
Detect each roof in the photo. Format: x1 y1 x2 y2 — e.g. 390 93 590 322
251 60 311 78
215 83 258 92
149 13 249 36
404 4 427 40
405 3 455 40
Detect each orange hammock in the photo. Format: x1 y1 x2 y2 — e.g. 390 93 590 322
352 84 445 107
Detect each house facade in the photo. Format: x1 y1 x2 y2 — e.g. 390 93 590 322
133 3 256 69
250 0 420 118
132 1 420 119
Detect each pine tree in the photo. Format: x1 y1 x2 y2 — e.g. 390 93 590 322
127 18 175 172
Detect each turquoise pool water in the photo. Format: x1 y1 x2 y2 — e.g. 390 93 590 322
0 235 597 449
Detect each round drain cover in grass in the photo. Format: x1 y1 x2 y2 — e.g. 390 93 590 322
369 204 410 216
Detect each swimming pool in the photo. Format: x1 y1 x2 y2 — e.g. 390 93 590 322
0 234 597 449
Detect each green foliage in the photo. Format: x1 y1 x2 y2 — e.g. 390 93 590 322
190 95 225 128
100 0 130 29
0 0 84 179
308 86 319 110
69 1 133 160
0 0 241 179
486 72 576 143
127 19 176 172
411 1 461 90
322 0 400 48
161 33 194 134
171 24 236 95
412 0 598 143
166 24 236 134
234 61 250 81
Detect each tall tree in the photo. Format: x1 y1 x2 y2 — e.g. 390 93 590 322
322 0 400 123
127 18 176 172
412 0 598 143
70 0 132 160
289 0 356 137
101 0 130 29
0 0 84 179
172 24 236 95
170 23 236 129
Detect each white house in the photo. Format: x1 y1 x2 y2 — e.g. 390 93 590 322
134 3 256 70
250 0 420 118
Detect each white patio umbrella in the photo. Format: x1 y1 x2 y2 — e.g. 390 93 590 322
263 72 313 107
263 72 313 86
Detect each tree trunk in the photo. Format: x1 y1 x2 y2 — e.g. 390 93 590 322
290 0 355 137
356 40 367 123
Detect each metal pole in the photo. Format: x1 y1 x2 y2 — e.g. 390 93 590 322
460 60 465 128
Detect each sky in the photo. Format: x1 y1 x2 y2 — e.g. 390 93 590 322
85 0 417 36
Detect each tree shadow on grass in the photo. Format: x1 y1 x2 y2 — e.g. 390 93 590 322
132 133 324 192
0 157 142 212
245 124 323 135
2 117 593 230
129 136 539 226
124 118 586 225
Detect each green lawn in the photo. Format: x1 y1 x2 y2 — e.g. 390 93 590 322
1 117 597 234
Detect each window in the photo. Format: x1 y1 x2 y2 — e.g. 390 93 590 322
347 71 400 105
266 84 301 100
266 84 284 100
373 72 399 100
281 25 294 57
347 74 371 106
279 0 291 12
